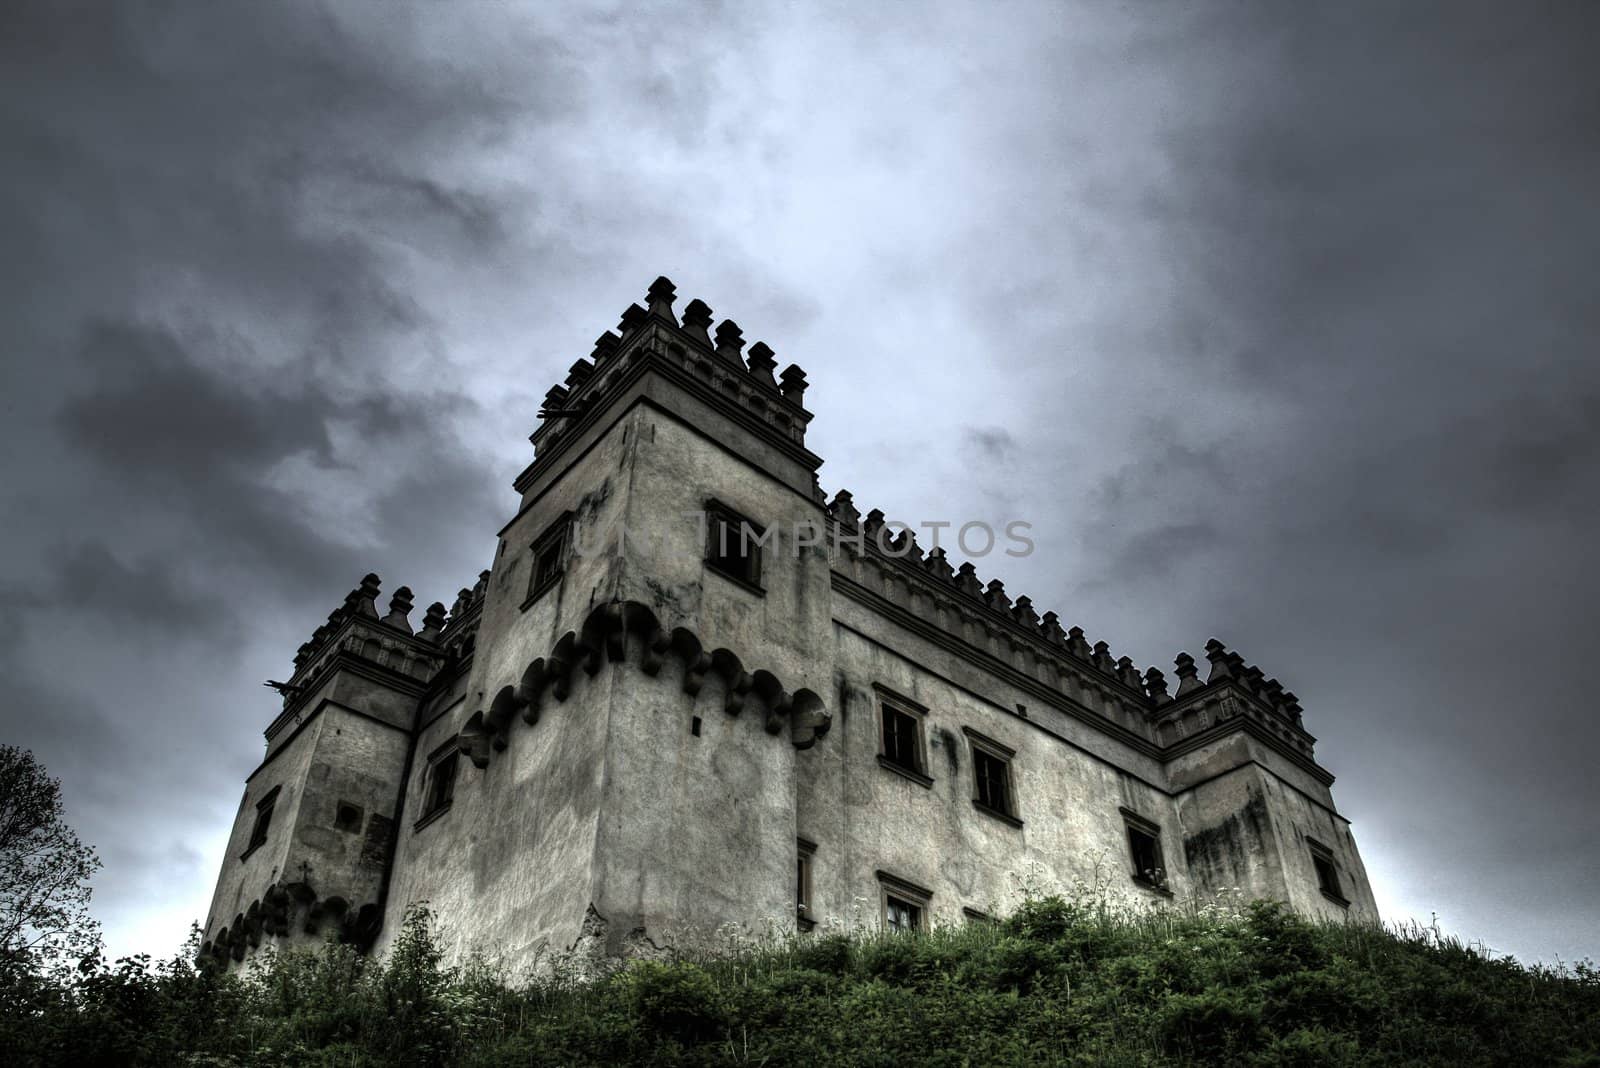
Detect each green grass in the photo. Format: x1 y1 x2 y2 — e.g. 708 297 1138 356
3 894 1596 1066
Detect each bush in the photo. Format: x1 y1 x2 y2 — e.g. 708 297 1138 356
1 897 1596 1066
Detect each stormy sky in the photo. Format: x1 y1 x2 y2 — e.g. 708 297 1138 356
3 0 1596 965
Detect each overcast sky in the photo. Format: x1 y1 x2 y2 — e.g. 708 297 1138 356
3 0 1596 965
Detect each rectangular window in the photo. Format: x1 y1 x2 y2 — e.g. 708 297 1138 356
704 501 764 590
974 749 1009 812
877 870 931 934
1309 840 1348 906
882 706 921 771
1121 808 1168 891
420 744 459 823
796 838 817 931
875 688 931 785
886 896 921 933
244 786 280 856
964 727 1021 826
525 512 573 606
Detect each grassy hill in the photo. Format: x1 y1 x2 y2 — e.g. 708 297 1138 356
3 894 1596 1066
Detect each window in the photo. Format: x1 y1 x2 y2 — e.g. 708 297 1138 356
418 743 459 826
975 750 1010 812
524 512 572 606
1309 840 1348 906
243 786 280 858
875 689 931 785
704 501 764 590
964 727 1020 826
796 838 817 931
334 802 363 834
1121 808 1169 892
962 907 995 925
886 896 921 933
877 870 931 934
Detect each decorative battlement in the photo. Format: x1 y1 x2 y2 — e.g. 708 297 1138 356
1151 639 1316 758
265 572 494 745
823 489 1318 762
517 276 817 492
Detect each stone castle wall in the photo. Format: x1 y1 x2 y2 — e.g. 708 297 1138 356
200 277 1377 973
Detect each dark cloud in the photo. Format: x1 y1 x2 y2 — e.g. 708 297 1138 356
0 0 1595 965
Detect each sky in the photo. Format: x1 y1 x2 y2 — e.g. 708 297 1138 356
2 0 1597 966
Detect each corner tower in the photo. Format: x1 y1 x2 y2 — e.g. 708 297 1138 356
377 276 837 962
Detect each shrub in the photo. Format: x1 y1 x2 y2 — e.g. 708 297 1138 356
1 897 1597 1065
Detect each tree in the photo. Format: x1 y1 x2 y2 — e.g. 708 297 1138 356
0 745 101 966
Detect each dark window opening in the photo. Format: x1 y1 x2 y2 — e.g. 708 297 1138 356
526 514 572 605
885 895 921 933
334 802 363 834
533 541 563 590
796 839 816 930
1126 822 1166 889
691 715 702 737
245 790 278 855
881 706 922 773
705 506 764 588
1310 843 1347 904
974 749 1011 815
422 749 459 820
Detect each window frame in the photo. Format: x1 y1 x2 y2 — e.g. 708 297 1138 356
241 785 281 860
796 837 817 931
1120 807 1171 894
703 499 767 594
876 870 932 935
415 738 460 830
1307 838 1349 907
334 800 364 834
874 685 932 787
963 726 1022 827
522 511 574 609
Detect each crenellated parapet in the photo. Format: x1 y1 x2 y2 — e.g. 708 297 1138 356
267 574 460 743
456 599 833 768
1151 638 1317 759
824 489 1167 736
823 489 1324 772
517 276 818 493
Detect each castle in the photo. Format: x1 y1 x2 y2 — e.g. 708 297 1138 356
200 277 1376 969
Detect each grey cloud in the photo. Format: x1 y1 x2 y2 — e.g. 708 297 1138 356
1 0 1596 968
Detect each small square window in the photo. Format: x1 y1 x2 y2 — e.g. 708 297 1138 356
877 870 931 934
525 513 572 606
334 802 363 834
1309 840 1348 906
1121 809 1169 892
420 745 459 823
705 502 764 589
245 787 280 856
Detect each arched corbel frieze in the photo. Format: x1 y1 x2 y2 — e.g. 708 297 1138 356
454 600 832 771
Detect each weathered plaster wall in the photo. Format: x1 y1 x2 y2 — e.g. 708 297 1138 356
285 706 410 917
590 645 799 951
800 622 1187 930
204 714 322 944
